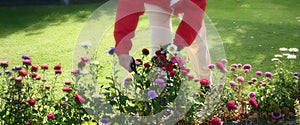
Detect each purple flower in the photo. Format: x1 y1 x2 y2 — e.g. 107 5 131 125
242 64 251 69
147 90 158 99
22 55 32 60
124 76 132 85
271 112 282 120
256 71 263 75
265 72 272 77
154 78 165 84
12 66 22 71
104 92 110 95
229 81 237 87
294 72 300 77
237 76 245 82
249 92 256 98
101 117 110 124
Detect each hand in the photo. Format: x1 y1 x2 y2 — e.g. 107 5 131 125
118 54 134 72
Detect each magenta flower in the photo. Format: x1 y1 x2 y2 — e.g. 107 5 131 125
45 85 51 89
41 64 49 70
244 69 249 74
62 87 72 92
242 64 251 69
221 59 228 64
47 113 55 119
248 80 253 85
14 77 23 82
170 70 177 77
200 78 211 86
210 117 222 125
22 59 32 65
271 112 282 120
226 101 237 111
215 61 227 73
81 56 90 62
249 98 258 108
256 71 263 75
265 72 272 77
187 74 194 80
147 90 158 99
294 72 300 77
237 76 245 82
237 64 242 68
194 92 200 96
251 78 257 82
231 67 236 71
230 64 238 68
54 70 62 74
0 61 9 67
74 93 86 103
19 70 28 77
64 81 71 85
229 81 237 87
27 99 37 106
30 65 39 72
165 63 174 72
71 69 80 75
60 102 67 106
249 92 256 98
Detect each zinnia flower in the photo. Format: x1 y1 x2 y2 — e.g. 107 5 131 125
249 98 258 108
226 101 237 111
142 48 150 56
200 78 210 86
147 90 158 99
47 113 55 119
210 117 222 125
74 94 86 103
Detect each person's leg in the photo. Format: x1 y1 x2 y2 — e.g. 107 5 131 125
187 21 211 80
144 3 173 56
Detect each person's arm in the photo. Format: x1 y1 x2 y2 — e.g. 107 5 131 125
172 0 207 48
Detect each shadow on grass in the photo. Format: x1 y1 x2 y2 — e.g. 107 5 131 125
0 2 108 38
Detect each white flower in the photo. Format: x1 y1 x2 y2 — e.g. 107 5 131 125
287 54 297 59
182 55 189 62
271 58 280 61
289 48 299 53
166 53 174 61
167 44 178 54
279 48 288 52
282 53 290 57
81 41 92 48
274 54 283 58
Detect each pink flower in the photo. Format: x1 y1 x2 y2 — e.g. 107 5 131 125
265 72 272 77
230 64 237 68
35 76 41 80
256 71 263 75
221 59 228 64
81 56 90 62
0 61 9 67
22 59 32 65
229 81 237 87
244 69 249 74
30 65 39 72
71 69 80 75
226 101 237 111
18 70 28 77
215 61 227 73
187 74 194 80
248 80 253 85
231 67 236 71
31 72 38 78
210 117 222 125
14 77 23 82
251 78 257 82
62 87 72 92
194 92 200 96
47 113 55 119
242 64 252 69
208 64 215 69
181 69 189 76
45 85 51 89
200 78 210 86
249 98 258 108
74 94 86 103
155 78 165 84
237 76 245 82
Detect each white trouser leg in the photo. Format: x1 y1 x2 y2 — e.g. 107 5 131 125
144 4 173 56
187 21 211 80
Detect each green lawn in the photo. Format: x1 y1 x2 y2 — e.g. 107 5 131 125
0 0 299 77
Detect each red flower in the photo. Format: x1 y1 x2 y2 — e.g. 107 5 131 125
22 59 32 65
41 64 49 70
14 77 23 82
249 97 258 108
165 63 174 72
54 70 62 74
226 101 237 111
53 64 62 70
0 61 9 67
74 93 85 103
170 70 177 77
135 59 143 66
47 113 55 119
210 117 222 125
144 63 151 67
158 55 167 62
142 48 150 56
18 70 28 76
62 87 72 92
31 72 38 78
27 99 36 106
30 65 39 72
64 81 71 85
155 50 162 55
200 78 210 86
45 85 51 89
